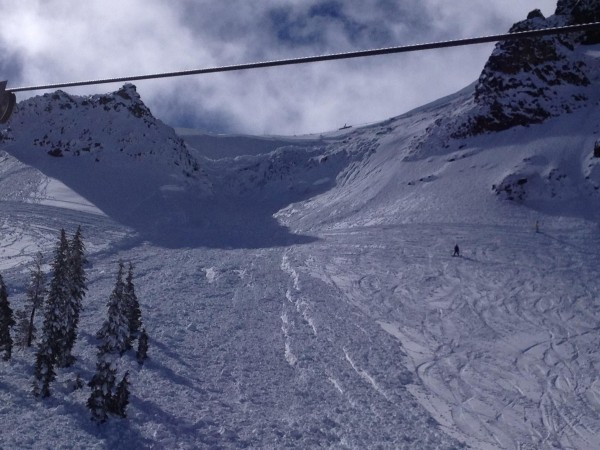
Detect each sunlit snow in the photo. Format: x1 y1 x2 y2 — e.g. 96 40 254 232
0 41 599 450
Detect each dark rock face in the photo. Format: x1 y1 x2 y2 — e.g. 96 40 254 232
572 0 600 43
567 0 600 22
555 0 578 16
453 1 598 137
556 0 600 42
102 84 154 119
527 9 545 20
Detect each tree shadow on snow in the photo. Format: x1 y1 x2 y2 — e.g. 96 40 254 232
131 397 247 449
142 357 207 397
149 338 200 374
47 394 154 450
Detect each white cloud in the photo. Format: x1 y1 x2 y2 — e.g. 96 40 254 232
0 0 558 135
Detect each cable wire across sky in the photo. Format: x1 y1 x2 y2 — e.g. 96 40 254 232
7 22 600 93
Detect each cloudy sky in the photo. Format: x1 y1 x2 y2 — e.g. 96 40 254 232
1 0 558 135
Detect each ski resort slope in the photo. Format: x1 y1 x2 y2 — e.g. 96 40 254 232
285 222 600 449
268 87 600 449
1 57 600 448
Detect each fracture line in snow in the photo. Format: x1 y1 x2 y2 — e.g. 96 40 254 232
281 252 300 291
280 312 297 367
343 347 390 401
279 251 318 367
281 252 318 336
328 376 344 395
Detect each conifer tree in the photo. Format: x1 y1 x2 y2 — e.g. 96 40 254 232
32 337 56 398
24 252 47 347
88 262 132 421
96 262 130 355
87 356 117 423
46 229 73 368
33 230 69 397
0 275 15 361
110 371 130 418
62 226 87 366
124 263 142 347
136 328 149 365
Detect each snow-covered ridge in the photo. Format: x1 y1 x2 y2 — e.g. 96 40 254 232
0 84 215 244
4 84 202 180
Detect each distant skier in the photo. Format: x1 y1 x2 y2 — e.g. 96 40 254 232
452 244 460 257
535 220 540 233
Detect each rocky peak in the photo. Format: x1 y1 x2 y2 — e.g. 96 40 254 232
98 83 153 119
453 0 597 137
527 9 545 20
5 84 203 181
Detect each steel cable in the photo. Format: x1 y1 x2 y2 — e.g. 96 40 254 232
7 22 600 93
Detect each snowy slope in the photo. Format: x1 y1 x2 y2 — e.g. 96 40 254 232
1 84 212 245
0 2 600 449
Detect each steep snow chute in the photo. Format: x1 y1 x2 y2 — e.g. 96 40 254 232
0 81 16 124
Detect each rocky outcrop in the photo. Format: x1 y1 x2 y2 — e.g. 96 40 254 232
556 0 600 42
5 84 203 180
453 0 598 137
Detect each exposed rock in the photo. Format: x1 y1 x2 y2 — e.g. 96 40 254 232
555 0 578 16
453 1 596 137
7 84 205 181
493 175 529 202
573 0 600 43
527 9 545 20
556 0 600 43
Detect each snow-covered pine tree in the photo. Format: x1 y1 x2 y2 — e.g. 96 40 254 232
124 262 142 347
33 230 69 396
0 275 15 361
24 252 47 347
46 229 73 368
136 328 148 365
96 262 130 355
32 337 56 398
88 262 132 422
87 354 117 424
62 226 87 365
110 371 130 418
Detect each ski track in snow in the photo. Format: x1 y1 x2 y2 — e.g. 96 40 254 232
2 63 600 448
0 201 130 272
2 197 600 449
301 223 600 450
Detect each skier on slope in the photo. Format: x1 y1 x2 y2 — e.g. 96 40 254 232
452 244 460 257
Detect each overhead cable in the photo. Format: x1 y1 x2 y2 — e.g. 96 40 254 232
8 22 600 93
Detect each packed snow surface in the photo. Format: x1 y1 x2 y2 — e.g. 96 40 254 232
0 73 600 449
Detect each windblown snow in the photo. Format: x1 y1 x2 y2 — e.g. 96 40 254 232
1 15 600 450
